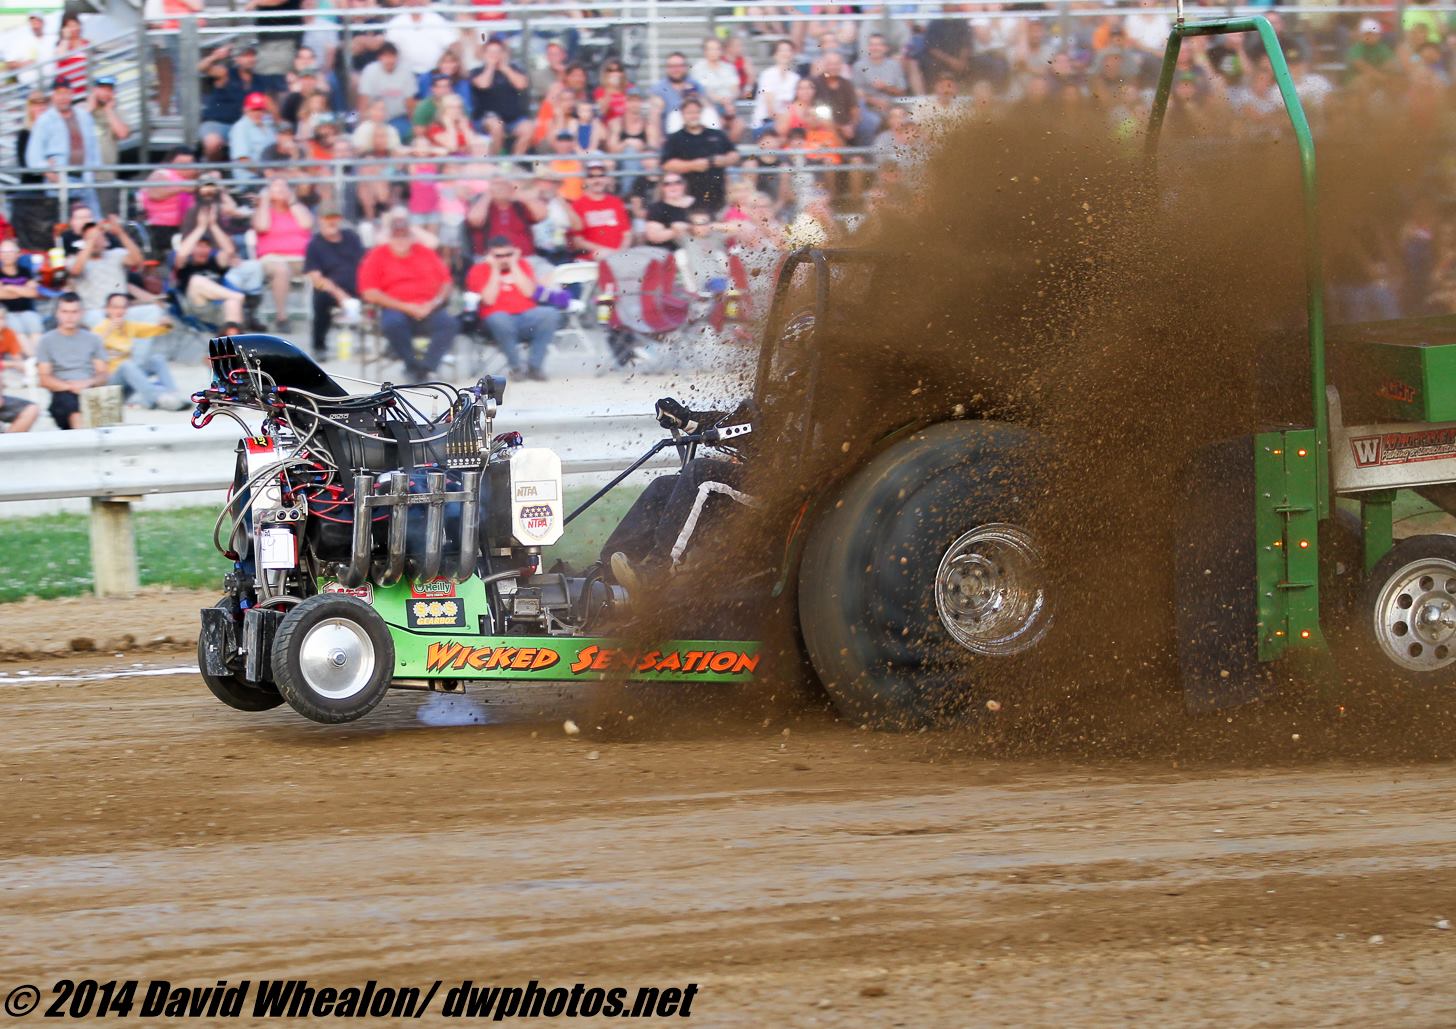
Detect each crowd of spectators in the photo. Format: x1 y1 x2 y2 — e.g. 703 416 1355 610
2 3 1456 431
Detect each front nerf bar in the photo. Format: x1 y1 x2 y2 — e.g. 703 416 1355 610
337 469 480 587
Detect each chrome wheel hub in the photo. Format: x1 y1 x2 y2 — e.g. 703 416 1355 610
933 523 1051 657
1373 558 1456 673
298 618 376 699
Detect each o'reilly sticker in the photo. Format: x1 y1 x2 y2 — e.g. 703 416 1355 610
410 577 456 599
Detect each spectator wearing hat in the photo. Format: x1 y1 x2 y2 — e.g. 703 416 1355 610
547 131 586 200
304 201 365 358
570 162 630 260
198 44 275 139
662 96 738 211
25 80 101 215
1347 19 1396 85
358 42 417 141
69 214 160 324
470 37 532 155
83 76 132 216
181 172 243 237
357 210 458 379
229 92 277 181
36 292 107 430
464 173 545 262
466 235 565 380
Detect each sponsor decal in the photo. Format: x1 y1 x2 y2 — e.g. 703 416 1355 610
513 479 559 502
322 580 374 604
243 435 274 453
425 642 562 672
407 598 466 630
410 577 456 599
568 644 761 677
520 503 554 540
1376 380 1419 405
1351 428 1456 468
420 641 761 677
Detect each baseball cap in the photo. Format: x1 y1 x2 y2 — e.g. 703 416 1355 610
430 71 452 85
243 92 268 112
1359 17 1382 34
94 75 116 88
554 130 573 141
585 160 608 174
51 78 73 91
318 200 343 217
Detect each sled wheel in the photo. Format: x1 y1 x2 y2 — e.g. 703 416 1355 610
1172 437 1273 713
798 420 1051 729
1360 535 1456 686
199 599 284 712
271 594 395 723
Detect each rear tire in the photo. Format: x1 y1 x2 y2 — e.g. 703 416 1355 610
199 599 284 712
1172 437 1272 713
271 594 395 723
798 421 1051 728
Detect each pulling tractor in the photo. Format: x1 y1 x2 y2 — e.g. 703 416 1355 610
194 17 1456 727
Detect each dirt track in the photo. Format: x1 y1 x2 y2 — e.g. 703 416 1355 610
3 649 1456 1027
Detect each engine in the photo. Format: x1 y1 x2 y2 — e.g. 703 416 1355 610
194 335 607 635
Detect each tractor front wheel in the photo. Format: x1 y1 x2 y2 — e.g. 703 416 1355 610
1360 535 1456 685
271 594 396 723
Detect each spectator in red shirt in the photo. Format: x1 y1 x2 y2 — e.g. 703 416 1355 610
569 160 630 260
465 236 564 380
357 210 458 379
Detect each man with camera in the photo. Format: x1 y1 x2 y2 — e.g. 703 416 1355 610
464 235 567 381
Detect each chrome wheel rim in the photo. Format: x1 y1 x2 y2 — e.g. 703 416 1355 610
1372 557 1456 673
934 523 1051 657
298 617 376 699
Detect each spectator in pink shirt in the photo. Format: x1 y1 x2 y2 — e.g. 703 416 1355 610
139 149 196 261
252 179 314 330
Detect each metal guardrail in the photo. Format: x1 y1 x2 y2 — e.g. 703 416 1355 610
0 410 669 503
